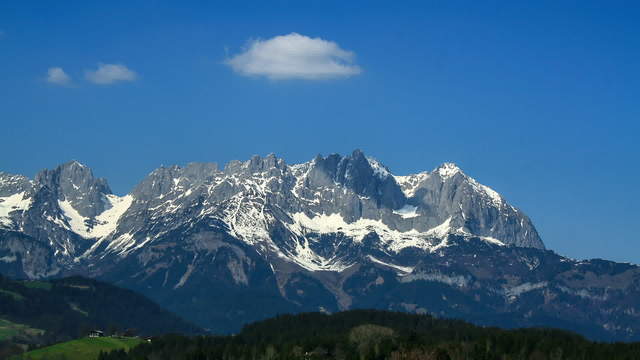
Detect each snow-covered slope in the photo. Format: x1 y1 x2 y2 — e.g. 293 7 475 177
0 192 32 228
57 194 133 239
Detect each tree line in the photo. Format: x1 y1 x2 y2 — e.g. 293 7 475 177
98 310 640 360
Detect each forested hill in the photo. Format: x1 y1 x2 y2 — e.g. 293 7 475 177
0 274 202 355
101 310 640 360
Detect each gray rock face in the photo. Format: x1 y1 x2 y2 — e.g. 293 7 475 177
397 163 542 248
35 160 112 218
0 172 33 197
9 151 640 341
0 230 59 279
306 150 405 210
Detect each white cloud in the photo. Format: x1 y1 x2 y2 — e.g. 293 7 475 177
85 63 137 85
46 67 72 86
226 33 362 80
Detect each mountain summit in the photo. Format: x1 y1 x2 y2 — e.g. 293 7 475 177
2 151 639 341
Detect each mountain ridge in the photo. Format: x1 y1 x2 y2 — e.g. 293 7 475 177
2 151 640 341
0 150 543 271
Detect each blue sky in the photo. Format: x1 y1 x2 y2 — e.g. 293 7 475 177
1 1 638 263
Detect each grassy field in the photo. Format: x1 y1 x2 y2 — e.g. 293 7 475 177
0 319 43 340
17 337 143 360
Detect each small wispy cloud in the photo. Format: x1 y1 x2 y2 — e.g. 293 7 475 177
226 33 362 80
85 63 137 85
46 67 72 86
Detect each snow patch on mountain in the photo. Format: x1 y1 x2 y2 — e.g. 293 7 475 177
57 199 88 235
0 192 32 228
393 205 420 219
426 217 453 238
58 194 133 239
503 282 547 299
289 212 424 246
289 212 464 254
368 255 413 274
366 157 391 179
401 270 470 288
285 236 354 272
92 195 134 237
394 172 429 198
480 236 505 246
105 232 135 253
224 195 273 246
436 163 462 179
557 285 609 301
0 254 17 263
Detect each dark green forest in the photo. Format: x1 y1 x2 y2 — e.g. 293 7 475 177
99 310 640 360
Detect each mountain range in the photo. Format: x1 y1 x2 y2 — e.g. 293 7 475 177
1 150 639 340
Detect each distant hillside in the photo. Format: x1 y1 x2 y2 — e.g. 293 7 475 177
0 274 202 357
100 310 640 360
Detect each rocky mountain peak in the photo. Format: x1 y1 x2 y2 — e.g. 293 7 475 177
181 162 220 180
0 172 33 197
34 161 112 218
223 154 286 175
132 166 187 201
305 150 405 209
434 162 463 180
247 153 287 173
